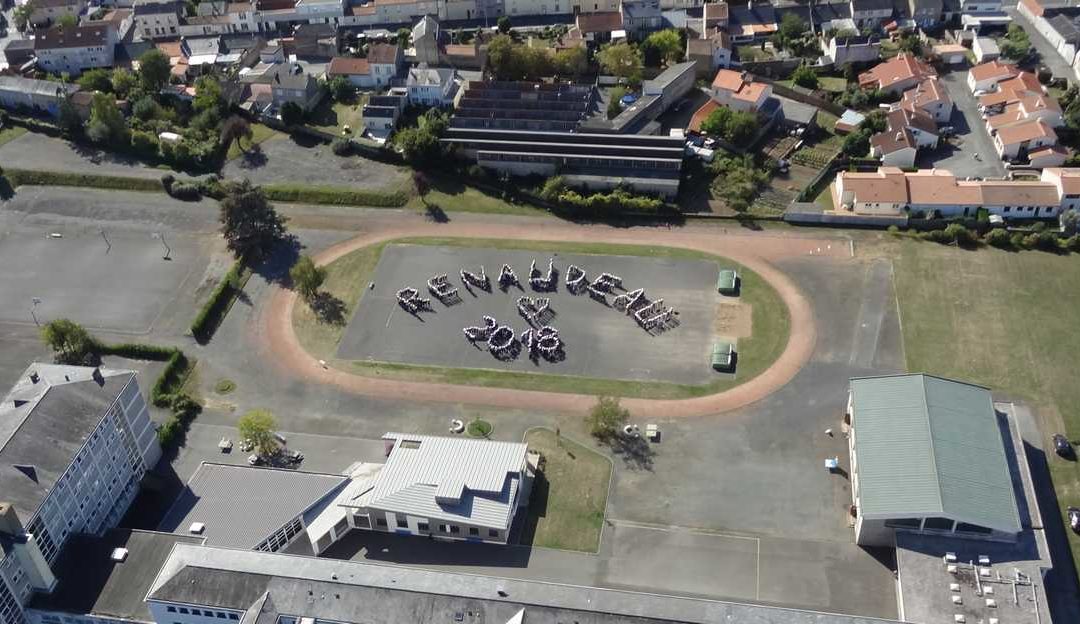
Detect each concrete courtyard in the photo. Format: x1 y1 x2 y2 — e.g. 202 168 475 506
338 245 727 384
917 68 1007 180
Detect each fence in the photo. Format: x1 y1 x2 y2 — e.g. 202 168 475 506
759 77 846 117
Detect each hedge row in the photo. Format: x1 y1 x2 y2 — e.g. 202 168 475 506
149 349 192 407
4 169 164 193
94 341 177 361
262 184 408 208
190 258 250 344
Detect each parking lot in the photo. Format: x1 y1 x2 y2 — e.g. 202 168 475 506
221 135 408 190
337 244 727 385
917 68 1007 179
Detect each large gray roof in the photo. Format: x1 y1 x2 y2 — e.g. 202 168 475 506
148 544 902 624
366 433 527 529
0 364 136 520
849 374 1021 533
29 529 204 623
158 463 347 549
0 76 79 99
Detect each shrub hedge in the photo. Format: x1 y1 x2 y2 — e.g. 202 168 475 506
5 169 163 192
150 350 191 407
190 258 250 343
262 184 408 208
95 341 176 360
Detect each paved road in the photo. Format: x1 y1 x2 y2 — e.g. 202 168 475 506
919 68 1006 179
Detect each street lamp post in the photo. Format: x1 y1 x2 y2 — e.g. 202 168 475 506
30 297 42 327
153 232 171 260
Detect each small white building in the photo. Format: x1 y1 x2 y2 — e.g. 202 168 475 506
973 36 1000 63
710 68 771 113
847 374 1021 547
967 59 1018 92
992 118 1057 160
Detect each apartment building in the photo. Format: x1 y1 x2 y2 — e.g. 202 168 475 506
849 0 892 29
34 23 117 75
27 0 87 29
177 2 257 36
406 65 456 107
0 364 161 624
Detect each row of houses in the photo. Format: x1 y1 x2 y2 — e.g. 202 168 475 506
832 165 1080 218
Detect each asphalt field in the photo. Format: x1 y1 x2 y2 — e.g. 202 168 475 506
336 245 727 385
0 226 203 333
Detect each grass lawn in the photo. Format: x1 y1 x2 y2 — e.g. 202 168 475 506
308 95 369 137
521 429 611 552
408 174 549 217
814 184 835 211
818 76 848 93
0 125 27 148
889 238 1080 574
293 237 791 400
226 123 280 160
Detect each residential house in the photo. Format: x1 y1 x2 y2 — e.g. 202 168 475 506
439 0 480 20
366 43 402 88
822 35 881 66
967 59 1017 92
293 0 345 22
1043 167 1080 211
908 0 943 27
27 0 87 29
985 93 1064 135
375 0 439 26
3 39 36 68
849 0 892 29
85 8 134 41
572 10 624 44
34 23 117 75
327 56 374 88
362 93 406 137
846 374 1021 547
269 62 323 111
978 71 1047 113
406 64 456 107
0 364 162 624
293 22 338 57
992 118 1058 160
703 1 729 29
833 166 1066 218
900 77 952 122
180 35 225 69
621 0 662 40
973 36 1000 63
0 75 79 116
410 14 439 65
569 0 620 13
1017 0 1080 70
858 53 936 95
505 0 567 17
710 68 771 112
686 28 731 78
870 107 938 167
960 0 1003 13
178 1 257 36
1029 145 1070 167
132 0 181 40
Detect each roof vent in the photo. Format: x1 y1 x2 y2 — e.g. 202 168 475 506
949 583 960 592
13 465 38 483
111 547 129 562
188 522 206 534
954 616 965 624
29 372 39 384
951 595 962 605
985 599 997 608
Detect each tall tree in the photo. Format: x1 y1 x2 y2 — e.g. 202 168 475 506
219 180 288 258
586 396 629 441
57 14 77 28
111 68 138 99
220 115 253 152
597 42 642 84
137 49 171 92
57 94 83 136
238 409 278 456
554 46 588 78
40 319 93 364
497 15 512 34
86 92 127 145
279 101 304 126
642 29 682 67
77 68 113 93
289 256 326 301
193 75 225 115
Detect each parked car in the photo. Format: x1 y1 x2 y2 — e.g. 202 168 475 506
248 454 265 466
1069 507 1080 534
1053 433 1074 459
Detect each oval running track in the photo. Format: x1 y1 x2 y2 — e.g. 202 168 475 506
259 218 843 417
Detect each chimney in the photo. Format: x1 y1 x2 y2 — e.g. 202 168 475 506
29 371 39 384
0 503 57 592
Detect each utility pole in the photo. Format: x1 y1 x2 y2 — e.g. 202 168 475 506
153 232 171 260
30 298 42 327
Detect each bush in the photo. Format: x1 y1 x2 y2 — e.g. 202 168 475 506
161 173 175 193
168 182 201 201
466 164 490 180
262 184 408 208
1010 232 1028 249
555 187 664 215
1025 230 1060 251
886 224 900 235
150 350 191 407
4 169 162 193
984 228 1011 248
330 137 353 156
197 176 227 200
130 131 159 158
587 396 629 441
943 223 976 246
95 342 176 360
1066 235 1080 252
190 258 249 343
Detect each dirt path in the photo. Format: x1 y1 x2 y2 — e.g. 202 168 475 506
259 218 849 417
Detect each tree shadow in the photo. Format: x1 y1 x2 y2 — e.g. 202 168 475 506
311 291 347 325
252 235 302 286
424 201 450 223
609 435 655 471
238 144 267 169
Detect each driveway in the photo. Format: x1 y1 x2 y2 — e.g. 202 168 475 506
918 68 1006 179
1007 4 1076 83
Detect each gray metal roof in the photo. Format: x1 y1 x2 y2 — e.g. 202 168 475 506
158 463 348 549
366 433 527 530
0 364 135 520
149 543 902 624
849 374 1021 533
0 76 79 99
29 529 204 622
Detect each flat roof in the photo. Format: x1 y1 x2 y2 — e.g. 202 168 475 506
149 543 903 624
29 529 204 622
849 374 1021 533
0 364 136 519
158 463 348 549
